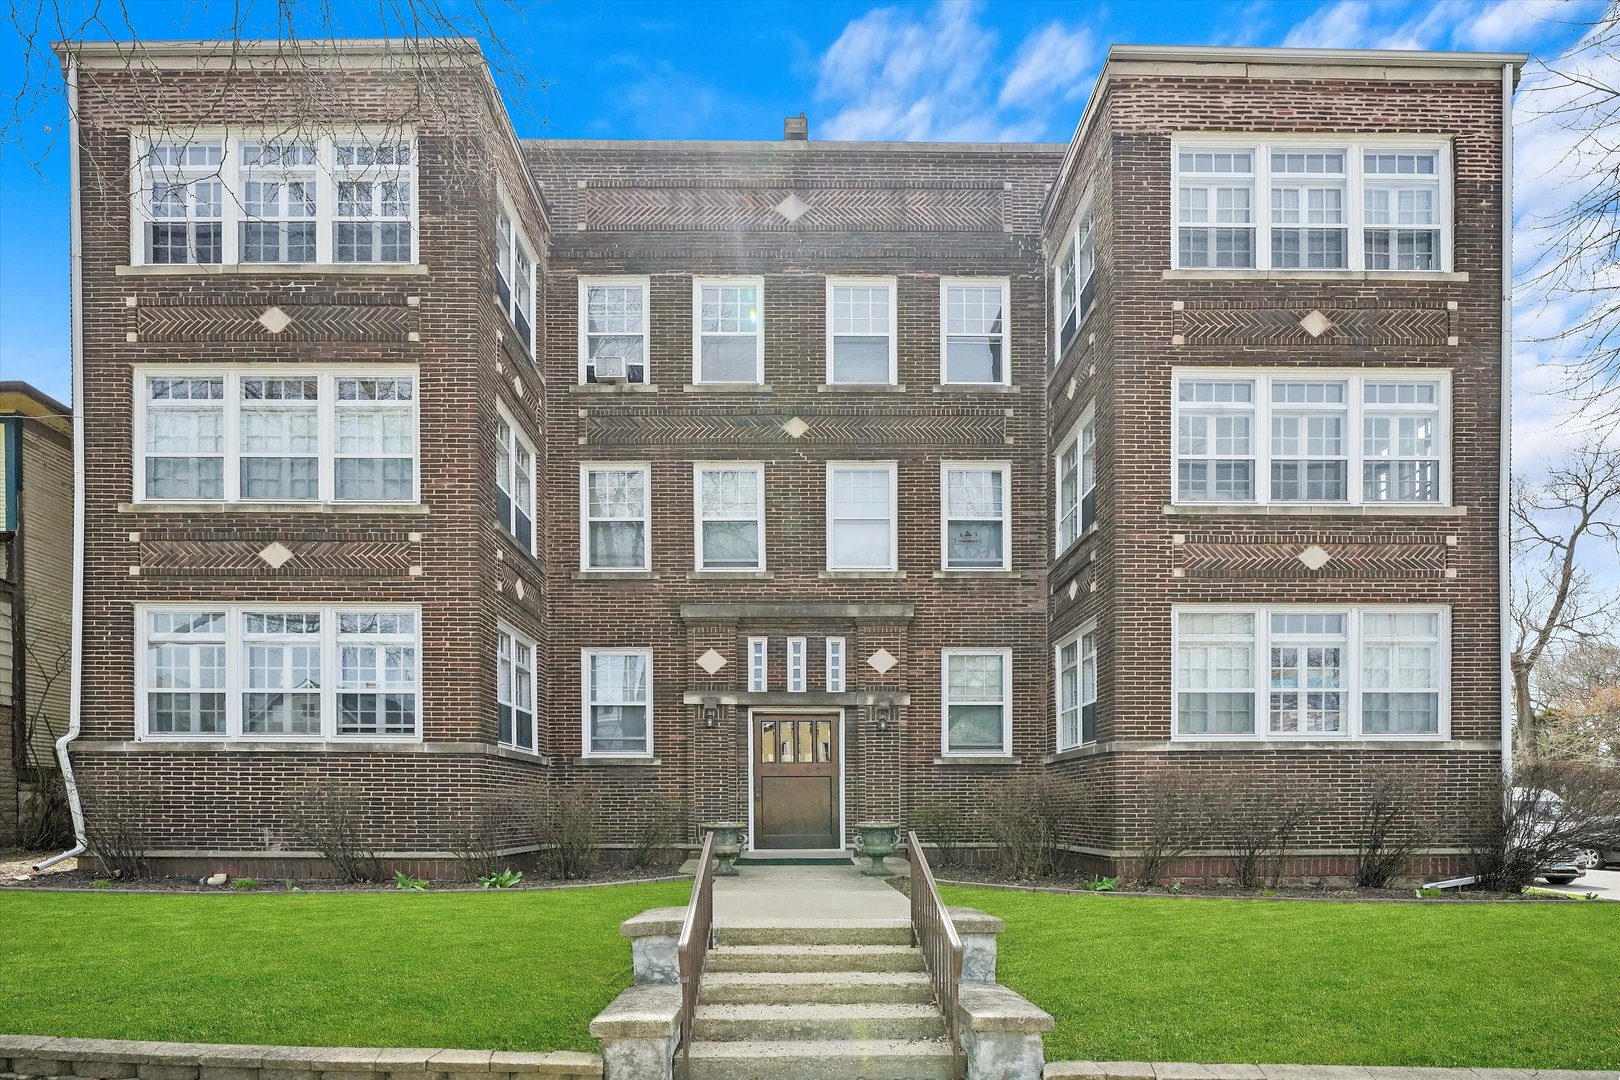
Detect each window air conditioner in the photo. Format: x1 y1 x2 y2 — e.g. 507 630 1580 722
595 355 628 384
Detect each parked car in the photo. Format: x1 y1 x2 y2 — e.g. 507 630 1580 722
1574 846 1619 871
1519 787 1620 884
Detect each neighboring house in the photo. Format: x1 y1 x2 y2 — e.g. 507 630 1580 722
55 38 1522 879
0 382 73 849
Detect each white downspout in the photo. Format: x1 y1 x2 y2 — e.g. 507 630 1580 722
1498 61 1515 784
36 54 87 871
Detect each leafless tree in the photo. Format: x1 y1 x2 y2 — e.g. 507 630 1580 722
1534 639 1620 763
1510 443 1620 756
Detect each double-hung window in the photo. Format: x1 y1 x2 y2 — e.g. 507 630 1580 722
496 202 536 355
693 277 764 383
138 605 421 740
827 463 897 571
826 278 896 385
580 278 649 384
1174 606 1448 740
239 141 317 263
942 649 1012 756
496 410 537 554
1056 626 1098 750
584 649 652 756
1052 210 1095 358
1171 371 1447 506
941 278 1010 385
695 464 764 571
942 463 1010 570
1172 137 1451 272
1054 411 1096 554
141 140 224 265
498 626 537 752
137 369 417 504
581 464 650 570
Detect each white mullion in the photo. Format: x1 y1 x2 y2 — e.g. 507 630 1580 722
324 609 338 740
316 137 334 264
1348 143 1366 272
1255 606 1269 738
1347 608 1363 740
222 373 240 502
226 607 241 739
1255 142 1272 272
220 137 240 266
1349 381 1365 507
1257 376 1273 504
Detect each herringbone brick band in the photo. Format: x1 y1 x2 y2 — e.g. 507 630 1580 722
582 185 1005 232
134 297 414 342
582 407 1009 447
139 539 415 576
1177 302 1451 346
1180 540 1449 580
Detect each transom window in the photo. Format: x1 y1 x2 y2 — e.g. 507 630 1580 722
826 278 897 385
1174 606 1447 740
942 464 1010 570
827 463 897 571
495 410 537 554
584 649 651 756
942 649 1012 756
581 464 650 571
1056 626 1098 750
1172 138 1451 272
1053 209 1095 358
1172 371 1446 506
694 278 764 383
137 369 417 504
941 278 1010 385
580 278 649 384
138 606 420 741
1055 411 1096 554
133 133 417 266
498 625 537 753
695 464 765 571
496 202 536 355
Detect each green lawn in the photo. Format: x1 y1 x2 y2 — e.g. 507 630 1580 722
942 885 1620 1071
0 881 690 1053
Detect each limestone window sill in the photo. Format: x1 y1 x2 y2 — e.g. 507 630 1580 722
119 500 430 516
1161 503 1466 518
682 383 773 393
929 383 1020 394
934 755 1022 766
687 570 775 580
569 383 659 394
819 570 906 580
116 262 430 277
817 383 908 393
933 569 1021 579
572 570 657 581
1161 268 1468 284
574 756 662 767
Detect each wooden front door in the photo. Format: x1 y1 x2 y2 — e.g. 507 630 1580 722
753 713 840 849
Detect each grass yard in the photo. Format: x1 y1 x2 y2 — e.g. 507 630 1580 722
0 880 690 1053
942 885 1620 1071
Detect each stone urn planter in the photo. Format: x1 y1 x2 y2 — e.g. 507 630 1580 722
701 821 746 876
854 820 902 877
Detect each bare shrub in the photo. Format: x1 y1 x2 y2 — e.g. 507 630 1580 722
629 796 687 871
532 787 602 880
18 775 73 850
1212 773 1319 889
78 780 151 880
1469 758 1620 892
287 779 379 882
910 798 970 867
1134 765 1214 886
444 794 513 882
982 775 1083 879
1352 762 1432 889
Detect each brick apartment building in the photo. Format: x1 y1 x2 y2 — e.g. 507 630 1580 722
52 38 1522 879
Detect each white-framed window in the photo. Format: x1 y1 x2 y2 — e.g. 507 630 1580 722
787 637 807 693
1173 605 1449 740
1171 370 1448 506
940 277 1010 385
133 132 420 267
693 277 764 384
580 464 650 571
1172 137 1452 272
583 648 652 757
942 463 1010 571
496 199 536 355
498 625 536 753
826 277 897 385
827 462 898 571
135 368 417 504
137 605 421 741
495 408 537 555
942 648 1012 756
748 637 769 693
1054 410 1096 555
826 637 846 693
1056 625 1098 750
1053 208 1095 359
694 463 765 571
579 277 649 384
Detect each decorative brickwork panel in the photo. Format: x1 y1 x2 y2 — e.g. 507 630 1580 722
582 407 1008 447
582 184 1005 233
139 538 415 577
1175 301 1452 346
134 296 415 342
1178 534 1450 581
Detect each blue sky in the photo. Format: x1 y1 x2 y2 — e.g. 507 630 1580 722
0 0 1607 470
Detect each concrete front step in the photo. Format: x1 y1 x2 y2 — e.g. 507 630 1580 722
678 1037 955 1080
705 944 925 974
692 1003 947 1042
700 970 935 1005
715 919 913 947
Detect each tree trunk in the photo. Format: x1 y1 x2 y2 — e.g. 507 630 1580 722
1512 656 1537 760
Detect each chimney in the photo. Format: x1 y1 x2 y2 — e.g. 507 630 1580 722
783 113 808 141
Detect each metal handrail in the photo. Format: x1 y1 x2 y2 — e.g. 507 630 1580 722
676 829 717 1067
908 830 964 1076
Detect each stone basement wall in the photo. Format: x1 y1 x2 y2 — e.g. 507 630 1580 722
0 1038 599 1080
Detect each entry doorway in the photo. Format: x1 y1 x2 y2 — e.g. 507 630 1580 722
750 711 842 849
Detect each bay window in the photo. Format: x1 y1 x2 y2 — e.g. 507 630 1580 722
695 464 764 571
584 649 652 756
581 464 650 570
826 278 896 384
942 463 1010 570
693 278 764 383
827 463 897 570
498 626 537 753
941 278 1009 384
942 649 1012 756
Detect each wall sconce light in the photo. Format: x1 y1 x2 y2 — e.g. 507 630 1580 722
875 705 890 732
703 707 718 729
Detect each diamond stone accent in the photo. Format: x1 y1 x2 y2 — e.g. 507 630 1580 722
1298 545 1333 570
257 541 295 568
258 306 293 334
774 193 811 223
514 580 526 600
1299 309 1333 338
783 416 810 439
867 648 898 674
697 649 728 675
1067 580 1079 600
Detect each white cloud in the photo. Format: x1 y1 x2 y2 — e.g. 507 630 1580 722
999 23 1096 109
1461 0 1579 49
1281 0 1598 51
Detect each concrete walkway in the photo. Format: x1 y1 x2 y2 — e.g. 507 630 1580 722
713 863 910 923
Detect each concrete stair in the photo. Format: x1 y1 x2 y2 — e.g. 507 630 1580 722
680 920 955 1080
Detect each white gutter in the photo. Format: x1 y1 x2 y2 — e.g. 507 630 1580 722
36 55 87 871
1499 61 1515 783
